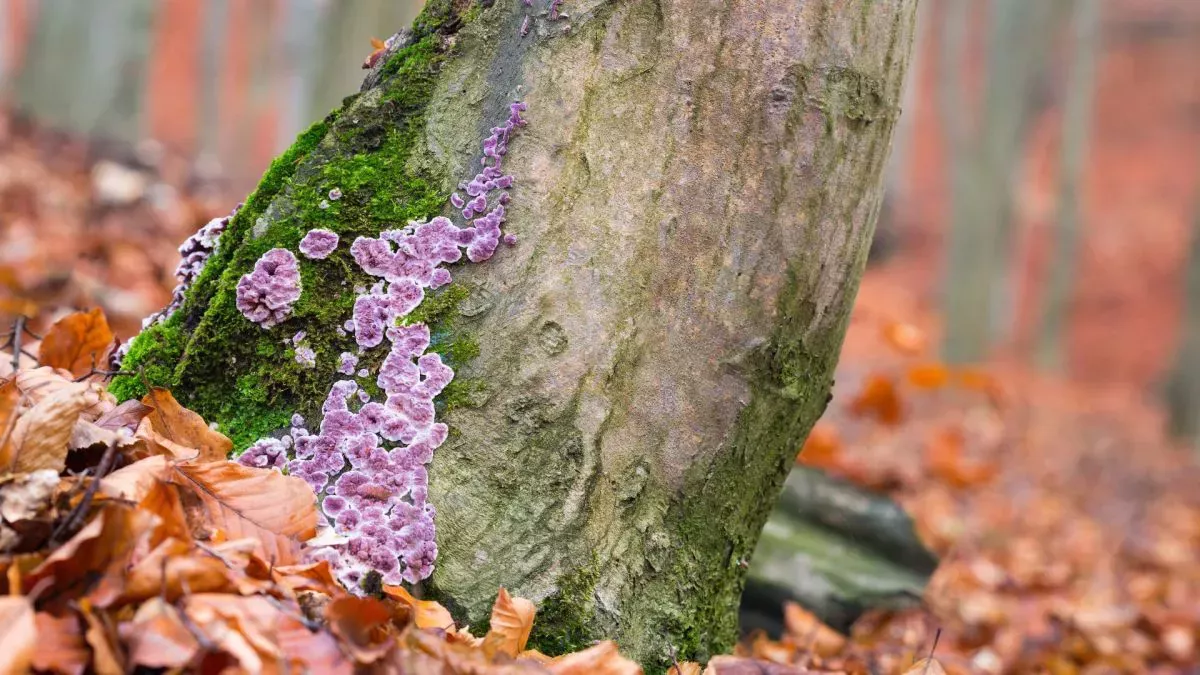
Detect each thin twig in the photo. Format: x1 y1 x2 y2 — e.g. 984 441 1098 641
50 439 120 545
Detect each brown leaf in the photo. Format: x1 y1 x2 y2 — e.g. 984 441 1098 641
702 656 808 674
121 598 200 669
141 388 231 462
7 381 104 473
548 640 643 675
183 594 286 669
93 399 153 433
276 612 354 674
902 657 948 675
27 504 155 610
167 460 317 565
273 560 343 595
99 455 170 501
80 600 125 675
33 611 89 675
0 469 60 553
107 537 236 606
782 602 846 657
384 583 456 631
669 663 703 675
0 596 36 674
882 321 927 355
326 596 395 663
0 378 19 469
485 587 536 658
849 373 903 425
38 309 115 378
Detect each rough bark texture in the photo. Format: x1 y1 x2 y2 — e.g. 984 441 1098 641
113 0 917 668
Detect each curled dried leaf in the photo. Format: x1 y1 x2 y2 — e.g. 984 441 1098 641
8 381 105 473
33 611 89 675
38 309 115 378
548 640 642 675
0 596 36 674
140 388 231 462
384 584 455 631
485 587 536 658
121 598 200 669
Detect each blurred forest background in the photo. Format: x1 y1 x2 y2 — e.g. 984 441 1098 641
2 0 1200 670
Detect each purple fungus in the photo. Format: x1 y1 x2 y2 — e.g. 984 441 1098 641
295 345 316 368
450 193 465 209
521 14 531 36
236 248 302 328
338 352 358 375
329 187 343 201
300 228 340 259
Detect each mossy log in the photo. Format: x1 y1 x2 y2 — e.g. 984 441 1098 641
113 0 918 669
741 467 937 635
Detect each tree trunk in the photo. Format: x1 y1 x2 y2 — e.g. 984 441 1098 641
112 0 918 667
1034 0 1102 371
939 0 1064 364
1166 193 1200 445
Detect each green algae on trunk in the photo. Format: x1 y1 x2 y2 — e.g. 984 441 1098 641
113 0 919 670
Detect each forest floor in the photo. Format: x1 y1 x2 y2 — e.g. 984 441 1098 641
2 106 1198 674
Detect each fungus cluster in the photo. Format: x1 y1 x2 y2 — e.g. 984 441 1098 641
111 206 240 367
299 228 340 259
232 99 529 587
235 248 302 328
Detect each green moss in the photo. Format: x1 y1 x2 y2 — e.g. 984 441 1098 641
527 558 602 655
110 24 465 450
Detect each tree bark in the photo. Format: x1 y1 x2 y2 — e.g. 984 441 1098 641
1035 0 1102 371
113 0 918 667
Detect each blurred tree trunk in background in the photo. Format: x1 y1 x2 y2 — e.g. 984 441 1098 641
309 0 380 126
1035 0 1102 371
116 0 919 666
14 0 72 128
1166 193 1200 444
231 0 276 182
275 0 323 152
198 0 230 175
939 0 1066 364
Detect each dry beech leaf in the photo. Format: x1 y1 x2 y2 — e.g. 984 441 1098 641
38 309 115 378
669 662 703 675
110 537 235 606
907 362 952 389
0 378 18 466
325 596 395 664
384 584 456 631
548 640 643 675
882 321 927 355
167 460 317 565
100 455 169 501
903 657 948 675
485 587 536 657
273 560 343 595
80 600 125 675
0 596 36 674
276 611 355 674
93 399 153 433
782 602 846 657
184 594 290 669
121 598 200 669
141 388 231 462
33 611 89 675
14 367 112 416
849 373 903 426
7 381 104 473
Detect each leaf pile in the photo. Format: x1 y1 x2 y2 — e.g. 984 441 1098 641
0 311 656 674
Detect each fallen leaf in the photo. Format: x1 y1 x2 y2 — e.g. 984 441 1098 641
326 595 395 663
924 426 998 489
7 381 106 472
907 362 952 389
849 373 903 425
167 460 317 565
882 321 927 355
0 596 36 674
93 399 153 433
80 600 125 675
33 611 89 675
38 309 115 378
273 560 343 595
796 423 841 469
548 640 643 674
141 388 231 462
121 598 200 669
99 455 169 501
669 662 703 675
384 583 456 630
485 587 536 658
903 657 948 675
0 378 18 467
0 469 60 553
782 602 846 657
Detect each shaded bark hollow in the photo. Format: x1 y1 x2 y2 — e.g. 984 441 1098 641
113 0 917 667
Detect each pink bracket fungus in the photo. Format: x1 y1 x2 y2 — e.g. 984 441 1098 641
236 248 302 328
